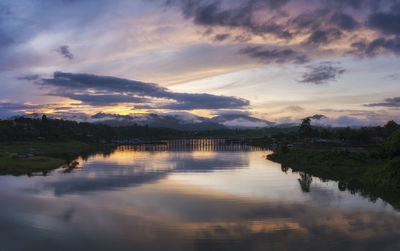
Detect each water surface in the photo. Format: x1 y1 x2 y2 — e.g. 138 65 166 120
1 140 400 250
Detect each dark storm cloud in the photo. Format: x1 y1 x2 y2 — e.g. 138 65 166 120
59 93 149 106
161 93 249 110
352 5 400 56
351 36 400 56
39 72 249 110
329 12 359 30
57 45 74 60
367 11 400 35
305 28 343 45
239 46 309 64
299 62 346 85
289 8 330 31
324 0 367 9
365 97 400 107
167 0 400 60
168 0 292 39
366 37 400 55
42 72 166 95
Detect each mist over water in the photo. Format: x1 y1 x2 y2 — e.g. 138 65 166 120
0 140 399 250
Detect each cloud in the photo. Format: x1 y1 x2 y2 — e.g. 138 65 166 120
329 11 359 30
16 74 40 81
0 101 54 118
160 93 249 110
212 110 251 116
167 0 400 60
305 28 343 45
213 33 230 41
306 114 327 120
384 73 400 80
364 97 400 107
367 37 400 55
59 93 149 106
239 46 308 64
38 72 249 110
211 110 275 128
171 0 292 39
367 11 400 35
350 36 400 56
319 108 394 125
57 45 74 60
0 101 45 111
285 105 304 112
277 112 386 127
299 61 346 85
314 115 379 127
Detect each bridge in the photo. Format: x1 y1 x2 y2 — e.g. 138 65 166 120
116 138 263 152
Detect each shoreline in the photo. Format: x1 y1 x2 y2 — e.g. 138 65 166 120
267 147 400 208
0 141 102 176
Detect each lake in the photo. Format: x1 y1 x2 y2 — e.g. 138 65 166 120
1 139 400 250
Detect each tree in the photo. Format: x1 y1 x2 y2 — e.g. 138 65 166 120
384 127 400 158
384 120 399 136
319 128 333 139
299 118 314 138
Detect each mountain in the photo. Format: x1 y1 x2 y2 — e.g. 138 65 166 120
210 113 275 129
19 111 275 131
91 112 227 131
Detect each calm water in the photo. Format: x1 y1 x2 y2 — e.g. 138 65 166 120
1 140 400 250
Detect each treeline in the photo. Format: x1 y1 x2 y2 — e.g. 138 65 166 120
0 115 182 143
267 120 400 207
271 119 400 146
195 127 298 138
1 115 400 146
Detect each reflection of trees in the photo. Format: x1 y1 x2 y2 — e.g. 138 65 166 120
279 163 400 210
298 172 313 193
338 181 346 191
281 165 289 173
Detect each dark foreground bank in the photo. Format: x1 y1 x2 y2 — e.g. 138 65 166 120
268 147 400 208
0 141 101 175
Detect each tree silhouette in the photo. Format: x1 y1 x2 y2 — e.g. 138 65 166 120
299 118 314 138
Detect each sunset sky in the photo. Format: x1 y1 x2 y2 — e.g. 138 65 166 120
0 0 399 126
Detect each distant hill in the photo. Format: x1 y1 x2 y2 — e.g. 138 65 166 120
91 112 227 131
19 112 275 131
210 113 275 129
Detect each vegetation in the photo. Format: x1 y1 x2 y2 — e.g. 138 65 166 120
1 114 400 183
267 121 400 207
0 154 66 176
268 148 381 181
0 115 182 143
0 141 101 176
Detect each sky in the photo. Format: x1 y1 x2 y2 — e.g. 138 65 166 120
0 0 399 126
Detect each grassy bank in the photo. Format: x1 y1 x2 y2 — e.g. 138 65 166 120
267 148 400 194
0 141 100 175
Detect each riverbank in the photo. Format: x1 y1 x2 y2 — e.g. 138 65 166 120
267 148 400 198
0 141 101 175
